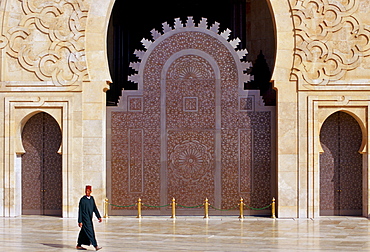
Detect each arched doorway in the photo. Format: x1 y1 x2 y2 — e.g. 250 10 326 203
21 112 62 216
85 0 294 217
319 111 363 216
106 0 276 106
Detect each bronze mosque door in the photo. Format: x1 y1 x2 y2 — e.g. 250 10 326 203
164 55 219 209
108 17 274 215
21 112 62 216
319 111 362 216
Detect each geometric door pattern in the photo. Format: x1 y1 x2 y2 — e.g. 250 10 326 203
110 18 274 215
21 112 62 216
319 111 362 216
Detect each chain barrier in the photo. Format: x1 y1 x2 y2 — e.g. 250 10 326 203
104 197 276 219
244 204 272 211
177 203 203 208
209 205 239 211
143 204 170 208
109 203 136 208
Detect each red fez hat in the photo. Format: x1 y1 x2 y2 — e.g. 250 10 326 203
86 185 92 191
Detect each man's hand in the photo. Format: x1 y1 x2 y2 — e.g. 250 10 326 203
78 223 83 228
98 218 102 223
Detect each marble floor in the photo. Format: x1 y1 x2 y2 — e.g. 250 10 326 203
1 215 370 251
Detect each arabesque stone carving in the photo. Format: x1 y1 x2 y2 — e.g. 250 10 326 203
0 0 89 87
292 0 370 85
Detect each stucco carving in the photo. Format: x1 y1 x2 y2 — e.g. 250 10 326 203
0 0 89 87
292 0 370 86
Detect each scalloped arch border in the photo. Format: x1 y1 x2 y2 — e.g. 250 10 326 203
85 0 294 91
319 109 367 154
127 17 252 92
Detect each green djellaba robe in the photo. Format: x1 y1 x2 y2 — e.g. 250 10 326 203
77 195 101 247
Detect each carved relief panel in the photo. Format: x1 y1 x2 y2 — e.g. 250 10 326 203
0 0 89 89
292 0 370 88
110 17 274 214
166 55 217 206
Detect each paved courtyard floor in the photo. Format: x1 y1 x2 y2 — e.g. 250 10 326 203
1 215 370 251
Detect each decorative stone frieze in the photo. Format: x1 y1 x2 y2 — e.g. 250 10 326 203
292 0 370 87
0 0 90 89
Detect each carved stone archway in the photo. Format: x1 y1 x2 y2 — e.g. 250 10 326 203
0 0 295 218
95 0 294 217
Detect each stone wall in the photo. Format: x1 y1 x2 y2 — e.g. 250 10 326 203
0 0 111 217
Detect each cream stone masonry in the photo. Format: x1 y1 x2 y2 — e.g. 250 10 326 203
292 0 370 88
268 0 298 218
289 0 370 218
0 0 111 217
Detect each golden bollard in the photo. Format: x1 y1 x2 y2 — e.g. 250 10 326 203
171 197 176 219
204 198 210 219
137 198 142 218
103 198 109 218
238 198 244 219
271 197 276 219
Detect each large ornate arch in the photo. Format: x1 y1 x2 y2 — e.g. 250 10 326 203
89 0 295 217
106 14 277 215
0 0 296 218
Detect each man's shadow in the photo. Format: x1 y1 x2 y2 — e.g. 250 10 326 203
42 243 73 249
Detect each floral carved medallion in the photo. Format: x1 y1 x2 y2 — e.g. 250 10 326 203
169 140 212 183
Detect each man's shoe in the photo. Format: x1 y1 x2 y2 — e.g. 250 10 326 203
76 246 87 250
95 246 102 251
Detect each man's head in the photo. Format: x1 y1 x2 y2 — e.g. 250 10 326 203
85 185 92 196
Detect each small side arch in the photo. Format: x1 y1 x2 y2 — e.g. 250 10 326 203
319 109 366 154
17 110 62 155
319 110 363 216
21 112 63 216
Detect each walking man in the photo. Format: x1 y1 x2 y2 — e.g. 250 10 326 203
76 185 102 251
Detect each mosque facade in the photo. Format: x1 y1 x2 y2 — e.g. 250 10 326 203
0 0 369 219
